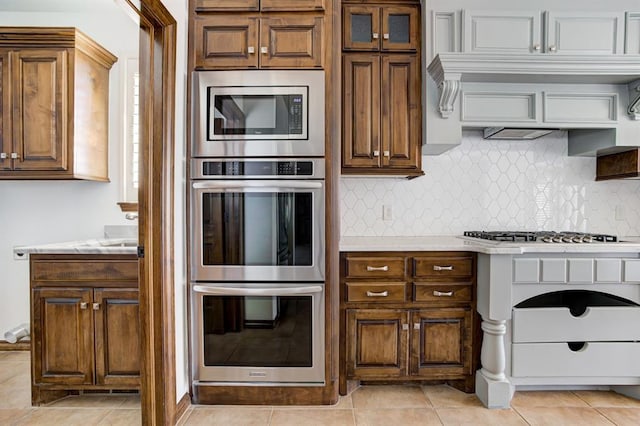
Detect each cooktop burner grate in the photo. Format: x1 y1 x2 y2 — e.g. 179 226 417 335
463 231 618 243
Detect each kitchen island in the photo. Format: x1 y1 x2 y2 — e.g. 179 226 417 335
340 235 640 409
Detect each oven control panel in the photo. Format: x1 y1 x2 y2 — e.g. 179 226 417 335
199 160 318 178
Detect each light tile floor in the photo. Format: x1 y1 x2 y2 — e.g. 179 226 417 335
3 351 640 425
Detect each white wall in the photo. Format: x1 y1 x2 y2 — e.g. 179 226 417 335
0 10 137 339
341 131 640 237
160 0 190 405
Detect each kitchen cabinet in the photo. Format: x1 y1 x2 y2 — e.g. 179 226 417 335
342 53 421 176
30 254 139 405
0 27 117 180
343 4 419 52
194 0 325 12
340 252 478 394
193 14 323 69
462 10 625 55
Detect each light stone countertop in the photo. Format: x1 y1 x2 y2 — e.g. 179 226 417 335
14 238 138 257
340 235 640 254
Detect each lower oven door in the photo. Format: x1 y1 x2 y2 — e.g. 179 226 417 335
191 283 325 385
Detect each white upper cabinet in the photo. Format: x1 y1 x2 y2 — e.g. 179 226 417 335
462 10 625 55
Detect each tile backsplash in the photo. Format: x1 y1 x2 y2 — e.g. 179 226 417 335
340 131 640 237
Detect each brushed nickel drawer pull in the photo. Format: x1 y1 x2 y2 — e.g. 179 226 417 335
92 303 100 310
402 324 409 331
433 290 454 297
366 265 389 271
433 265 453 271
413 323 420 330
366 291 389 297
80 302 88 310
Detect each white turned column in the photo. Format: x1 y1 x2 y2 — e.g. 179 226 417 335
480 319 507 381
475 316 513 409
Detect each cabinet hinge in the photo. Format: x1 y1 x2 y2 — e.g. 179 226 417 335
137 245 145 259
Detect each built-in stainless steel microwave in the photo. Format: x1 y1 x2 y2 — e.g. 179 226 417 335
193 70 325 157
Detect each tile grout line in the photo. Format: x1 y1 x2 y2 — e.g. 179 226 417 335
592 407 619 425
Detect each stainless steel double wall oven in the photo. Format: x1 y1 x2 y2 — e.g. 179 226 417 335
190 70 326 386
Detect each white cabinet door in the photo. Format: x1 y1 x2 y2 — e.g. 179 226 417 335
545 12 625 55
462 10 541 54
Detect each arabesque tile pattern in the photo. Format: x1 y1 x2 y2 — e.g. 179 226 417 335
341 131 640 237
2 351 640 424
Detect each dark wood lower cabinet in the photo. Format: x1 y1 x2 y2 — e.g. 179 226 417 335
30 254 140 405
340 252 479 394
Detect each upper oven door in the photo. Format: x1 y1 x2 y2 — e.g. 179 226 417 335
191 180 325 282
193 70 325 157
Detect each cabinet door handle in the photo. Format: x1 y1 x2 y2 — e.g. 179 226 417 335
533 44 541 51
383 150 390 157
366 265 388 271
383 33 389 40
366 290 389 297
260 46 268 54
372 32 379 40
549 45 557 52
92 303 100 310
433 290 454 297
10 153 19 159
80 302 88 310
0 153 6 159
413 323 420 330
372 150 380 157
433 265 453 271
247 46 255 54
402 324 409 331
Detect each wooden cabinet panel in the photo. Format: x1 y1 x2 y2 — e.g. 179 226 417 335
343 6 380 51
194 0 259 12
94 288 141 386
0 51 8 170
261 0 325 12
413 255 474 279
413 283 472 303
346 309 408 378
381 55 420 170
381 6 419 51
346 281 407 303
342 54 380 168
11 49 68 171
411 309 472 377
194 16 259 69
32 288 93 385
31 258 138 283
344 255 405 279
260 16 323 68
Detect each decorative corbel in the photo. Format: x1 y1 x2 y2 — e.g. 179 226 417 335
628 79 640 120
437 79 461 118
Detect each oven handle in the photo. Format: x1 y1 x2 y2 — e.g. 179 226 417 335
193 285 323 296
192 181 323 190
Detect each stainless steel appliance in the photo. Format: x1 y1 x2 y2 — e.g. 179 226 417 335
190 158 325 282
463 231 618 243
193 70 325 157
191 282 325 384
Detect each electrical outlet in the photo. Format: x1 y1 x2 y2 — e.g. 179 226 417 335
382 204 393 221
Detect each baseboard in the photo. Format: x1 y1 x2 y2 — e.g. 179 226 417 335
0 340 30 351
175 392 191 423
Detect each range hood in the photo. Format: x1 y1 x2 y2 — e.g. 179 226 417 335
427 53 640 120
483 128 555 140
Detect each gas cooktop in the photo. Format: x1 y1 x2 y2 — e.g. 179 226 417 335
463 231 618 243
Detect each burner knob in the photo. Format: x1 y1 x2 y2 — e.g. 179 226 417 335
583 236 593 243
561 236 573 243
541 237 553 243
572 236 584 243
552 236 563 243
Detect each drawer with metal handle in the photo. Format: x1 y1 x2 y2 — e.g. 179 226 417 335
413 255 473 279
344 256 406 279
345 282 407 303
413 283 472 303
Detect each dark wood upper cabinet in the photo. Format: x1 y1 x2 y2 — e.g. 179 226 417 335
261 0 325 12
194 0 260 12
194 0 324 12
343 4 419 52
0 27 117 181
193 16 260 69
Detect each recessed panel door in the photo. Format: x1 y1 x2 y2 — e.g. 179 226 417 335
194 16 259 69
